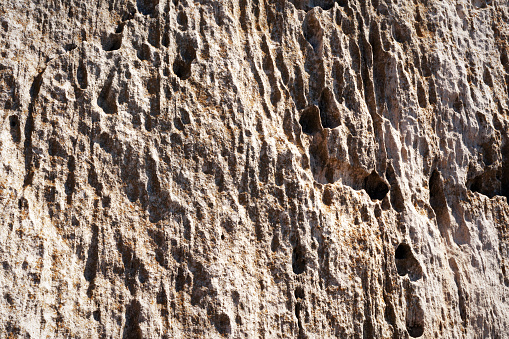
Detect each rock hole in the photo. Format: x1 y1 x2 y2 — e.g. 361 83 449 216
271 232 280 252
393 21 410 44
466 169 499 198
9 115 21 143
102 195 111 208
137 0 159 16
276 50 290 85
173 39 196 80
407 322 424 337
294 286 305 299
453 95 463 113
136 43 151 61
48 137 67 158
97 74 118 114
406 294 425 337
24 69 45 188
417 79 427 108
303 12 322 53
429 169 451 237
394 243 423 280
115 22 125 33
175 267 188 292
88 165 103 196
364 171 389 200
4 293 13 305
64 43 77 51
385 164 405 212
84 224 99 297
483 67 494 87
101 33 122 51
123 299 142 339
322 187 334 205
177 10 188 29
299 105 322 135
18 197 28 211
77 59 88 89
319 87 341 129
292 244 306 275
449 259 468 326
212 312 231 336
331 61 345 103
428 78 437 105
148 20 161 48
93 309 101 322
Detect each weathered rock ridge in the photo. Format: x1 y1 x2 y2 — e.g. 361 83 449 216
1 0 509 337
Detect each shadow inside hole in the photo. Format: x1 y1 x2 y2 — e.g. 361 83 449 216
101 33 122 51
292 245 306 275
364 171 389 200
9 115 21 143
173 41 196 80
299 105 322 135
395 243 423 281
407 323 424 337
173 59 192 80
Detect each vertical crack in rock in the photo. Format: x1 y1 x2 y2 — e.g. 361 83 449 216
23 69 45 187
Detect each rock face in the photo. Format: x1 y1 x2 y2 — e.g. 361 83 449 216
1 0 509 337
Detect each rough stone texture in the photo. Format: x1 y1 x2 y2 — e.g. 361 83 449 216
1 0 509 337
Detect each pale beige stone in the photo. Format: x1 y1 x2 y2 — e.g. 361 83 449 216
0 0 509 337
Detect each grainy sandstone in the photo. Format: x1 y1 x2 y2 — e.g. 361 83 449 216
1 0 509 337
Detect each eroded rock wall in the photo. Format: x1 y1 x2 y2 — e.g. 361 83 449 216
1 0 509 337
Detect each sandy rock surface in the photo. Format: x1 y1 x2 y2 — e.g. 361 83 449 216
1 0 509 337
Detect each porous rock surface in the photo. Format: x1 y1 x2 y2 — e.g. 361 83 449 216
1 0 509 337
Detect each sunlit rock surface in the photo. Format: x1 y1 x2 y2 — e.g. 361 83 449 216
1 0 509 337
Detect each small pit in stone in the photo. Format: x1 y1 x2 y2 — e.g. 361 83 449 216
299 105 322 135
294 286 305 300
322 187 334 205
292 244 306 275
101 33 122 51
137 0 159 16
9 115 21 143
395 243 423 281
407 323 424 337
364 171 389 200
173 41 196 80
177 11 188 29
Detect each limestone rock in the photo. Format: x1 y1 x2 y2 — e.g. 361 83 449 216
1 0 509 337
